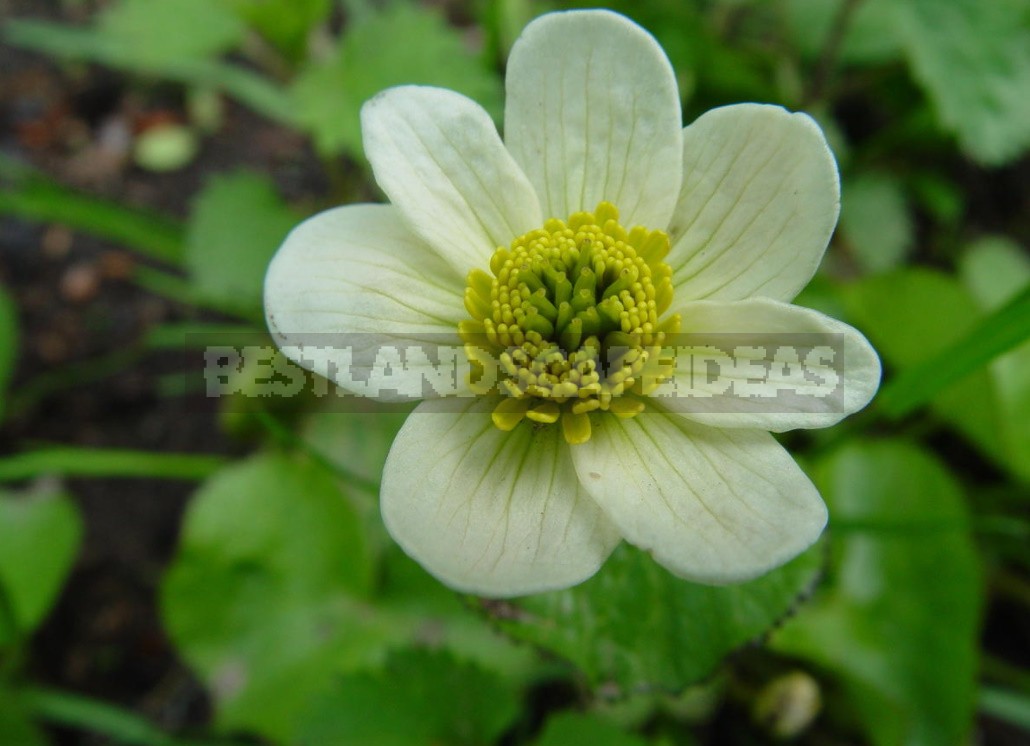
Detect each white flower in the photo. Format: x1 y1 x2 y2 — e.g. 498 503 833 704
264 10 881 597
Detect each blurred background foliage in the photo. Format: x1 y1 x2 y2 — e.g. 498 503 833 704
0 0 1028 744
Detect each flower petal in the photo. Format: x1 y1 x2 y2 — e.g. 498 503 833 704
653 298 881 431
381 397 621 597
571 412 827 584
362 85 542 275
264 204 468 401
666 104 840 302
504 10 683 229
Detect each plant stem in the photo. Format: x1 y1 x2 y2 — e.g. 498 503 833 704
803 0 865 106
0 448 226 482
22 686 249 746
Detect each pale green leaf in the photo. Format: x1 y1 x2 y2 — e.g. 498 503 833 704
773 440 981 746
840 172 913 274
960 237 1030 482
184 171 297 314
896 0 1030 165
291 3 502 158
0 486 82 645
841 269 1004 461
879 284 1030 420
490 544 822 692
3 21 294 123
97 0 245 64
294 648 519 746
161 453 373 741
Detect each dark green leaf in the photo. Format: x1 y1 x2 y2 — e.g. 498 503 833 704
491 544 822 692
161 453 373 741
534 712 649 746
773 440 981 746
0 688 48 746
293 647 519 746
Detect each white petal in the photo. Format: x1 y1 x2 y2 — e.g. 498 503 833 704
653 298 880 431
381 397 621 597
504 10 683 228
264 204 469 401
666 104 840 302
572 412 827 584
362 86 542 276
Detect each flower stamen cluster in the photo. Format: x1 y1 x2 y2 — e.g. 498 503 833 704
460 202 681 444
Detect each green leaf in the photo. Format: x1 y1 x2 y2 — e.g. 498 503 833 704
534 712 648 746
97 0 245 65
772 440 981 746
0 283 17 423
291 3 502 158
490 544 821 692
878 283 1030 418
0 448 226 482
3 21 294 124
960 237 1030 482
222 0 330 60
0 688 47 746
841 269 1004 460
302 408 408 498
294 648 520 746
0 163 184 265
0 486 82 646
161 453 373 741
184 171 297 314
895 0 1030 165
840 172 913 274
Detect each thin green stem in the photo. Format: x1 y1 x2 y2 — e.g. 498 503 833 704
982 655 1030 695
7 348 141 419
22 686 250 746
131 266 262 323
802 0 865 105
0 448 226 482
143 322 262 350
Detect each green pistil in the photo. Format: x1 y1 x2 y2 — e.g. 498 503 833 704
462 201 680 444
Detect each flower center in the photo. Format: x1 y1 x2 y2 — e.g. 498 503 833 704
461 202 680 444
